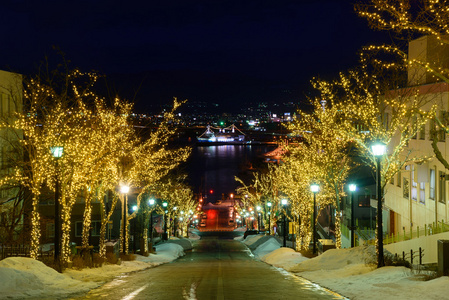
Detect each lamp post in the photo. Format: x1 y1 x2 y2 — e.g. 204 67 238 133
162 201 168 241
120 185 130 254
281 199 288 247
50 146 63 267
149 199 155 242
267 201 272 235
132 205 138 252
256 206 261 233
371 141 386 268
349 184 357 248
310 183 320 254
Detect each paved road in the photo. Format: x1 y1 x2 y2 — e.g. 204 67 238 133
74 231 344 300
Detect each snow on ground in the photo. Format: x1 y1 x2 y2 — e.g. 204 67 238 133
0 257 98 299
0 242 185 299
244 234 449 300
261 247 308 269
253 238 281 258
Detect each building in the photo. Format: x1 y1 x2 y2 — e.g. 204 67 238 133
384 36 449 237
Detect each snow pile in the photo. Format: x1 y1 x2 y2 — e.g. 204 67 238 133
287 245 375 273
243 234 264 247
234 235 244 241
253 237 281 258
0 242 186 299
245 235 282 252
246 241 449 300
164 238 193 251
261 247 308 269
155 242 185 259
234 227 247 232
188 230 201 240
0 257 98 299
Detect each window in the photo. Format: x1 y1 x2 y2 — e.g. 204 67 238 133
358 194 371 207
75 220 101 237
430 119 436 141
419 182 425 204
412 116 417 139
47 223 55 238
397 171 401 187
92 221 101 236
419 116 426 140
411 166 417 201
439 171 446 204
430 169 435 200
439 111 447 142
403 177 409 199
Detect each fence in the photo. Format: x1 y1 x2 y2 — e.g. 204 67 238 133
394 247 425 265
0 244 53 261
384 220 449 245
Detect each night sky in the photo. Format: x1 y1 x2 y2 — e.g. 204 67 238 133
0 1 389 113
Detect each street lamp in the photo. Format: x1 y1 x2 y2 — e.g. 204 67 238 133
148 198 155 242
120 185 130 254
281 198 288 247
349 184 357 248
162 201 168 240
371 141 386 268
310 183 320 254
267 201 272 235
131 205 138 252
256 206 261 233
50 146 63 267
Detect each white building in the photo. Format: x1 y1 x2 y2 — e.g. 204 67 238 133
384 36 449 236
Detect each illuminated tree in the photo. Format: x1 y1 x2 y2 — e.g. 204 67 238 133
286 97 354 249
118 100 191 253
0 71 26 244
356 0 449 174
236 164 283 233
277 147 320 251
142 176 195 239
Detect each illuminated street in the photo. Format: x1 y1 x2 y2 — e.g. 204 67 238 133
75 231 343 300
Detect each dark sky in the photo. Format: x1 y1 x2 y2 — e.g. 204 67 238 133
0 1 389 113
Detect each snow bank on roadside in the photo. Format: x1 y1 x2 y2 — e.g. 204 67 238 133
0 257 98 299
253 238 281 258
243 234 264 246
154 243 185 261
247 240 449 300
261 247 308 269
287 245 375 273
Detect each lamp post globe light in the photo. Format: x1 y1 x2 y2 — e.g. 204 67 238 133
310 183 320 255
120 185 130 254
50 146 63 267
371 141 386 268
256 206 261 233
267 201 272 235
348 184 357 248
162 201 168 240
281 199 288 247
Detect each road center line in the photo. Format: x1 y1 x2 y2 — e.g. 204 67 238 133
122 283 149 300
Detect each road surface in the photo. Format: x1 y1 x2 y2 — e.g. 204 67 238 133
74 231 344 299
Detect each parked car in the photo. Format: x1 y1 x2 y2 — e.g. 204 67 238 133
243 229 258 239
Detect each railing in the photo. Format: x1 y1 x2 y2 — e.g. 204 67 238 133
0 243 53 261
384 220 449 245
